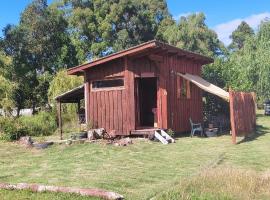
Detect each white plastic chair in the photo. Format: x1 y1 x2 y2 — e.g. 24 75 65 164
189 118 203 137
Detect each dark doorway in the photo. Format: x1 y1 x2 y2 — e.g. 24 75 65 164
136 77 157 128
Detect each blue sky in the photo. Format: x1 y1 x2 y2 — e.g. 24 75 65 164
1 0 270 45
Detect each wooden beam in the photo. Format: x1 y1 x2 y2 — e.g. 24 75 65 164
57 101 63 140
229 89 236 144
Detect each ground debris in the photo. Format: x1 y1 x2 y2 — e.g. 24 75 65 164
0 182 124 200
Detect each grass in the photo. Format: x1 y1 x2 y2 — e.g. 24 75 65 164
0 190 100 200
0 111 269 199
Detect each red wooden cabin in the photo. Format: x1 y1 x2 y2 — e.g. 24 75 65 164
66 40 213 136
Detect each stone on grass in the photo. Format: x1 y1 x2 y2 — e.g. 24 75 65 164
19 136 33 147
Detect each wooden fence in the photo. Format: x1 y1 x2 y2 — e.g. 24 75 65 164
229 90 256 144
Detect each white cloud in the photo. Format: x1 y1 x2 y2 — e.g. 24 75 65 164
214 12 270 46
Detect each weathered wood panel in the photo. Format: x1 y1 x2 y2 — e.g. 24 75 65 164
166 55 204 133
86 59 126 135
86 53 205 135
229 90 256 144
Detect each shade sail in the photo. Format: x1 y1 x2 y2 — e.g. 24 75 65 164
176 72 229 101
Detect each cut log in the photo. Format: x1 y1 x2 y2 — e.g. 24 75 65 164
0 183 124 200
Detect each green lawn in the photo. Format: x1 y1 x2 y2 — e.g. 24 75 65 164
0 111 270 199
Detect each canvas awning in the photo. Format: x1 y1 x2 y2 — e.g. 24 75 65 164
175 72 229 101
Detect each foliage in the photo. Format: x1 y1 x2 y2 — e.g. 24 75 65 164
48 69 83 102
58 0 170 60
19 111 57 137
161 13 226 57
0 111 57 141
0 117 27 141
225 20 270 103
229 21 254 50
1 0 78 114
0 75 16 116
48 69 83 122
167 128 175 138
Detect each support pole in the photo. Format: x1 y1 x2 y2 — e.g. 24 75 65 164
229 89 236 144
57 101 63 140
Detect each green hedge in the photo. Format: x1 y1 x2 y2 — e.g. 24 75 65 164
0 112 57 141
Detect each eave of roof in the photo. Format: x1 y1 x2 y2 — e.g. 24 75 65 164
67 40 213 75
55 84 84 103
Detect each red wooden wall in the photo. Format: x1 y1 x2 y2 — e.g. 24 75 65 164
229 90 256 144
165 55 204 132
84 53 204 135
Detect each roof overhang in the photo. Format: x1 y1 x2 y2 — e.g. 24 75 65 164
67 40 214 75
55 85 84 103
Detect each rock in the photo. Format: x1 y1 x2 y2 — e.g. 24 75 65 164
33 142 54 149
115 138 133 146
87 130 95 140
66 140 72 145
87 128 106 140
94 128 105 139
19 136 33 147
107 130 117 139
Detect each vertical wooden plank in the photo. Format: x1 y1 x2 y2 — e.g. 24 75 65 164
84 80 90 124
101 91 105 128
113 91 118 132
105 91 110 131
109 90 114 131
229 90 236 144
118 91 123 134
96 91 101 128
57 101 63 140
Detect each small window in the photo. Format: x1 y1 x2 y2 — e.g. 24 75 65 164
92 79 124 90
177 77 191 99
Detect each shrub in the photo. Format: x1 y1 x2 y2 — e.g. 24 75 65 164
167 128 175 137
19 111 57 137
0 112 57 141
0 117 28 141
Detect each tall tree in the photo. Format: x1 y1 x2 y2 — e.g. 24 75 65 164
225 20 270 102
229 21 254 50
2 0 78 114
59 0 170 61
160 13 225 57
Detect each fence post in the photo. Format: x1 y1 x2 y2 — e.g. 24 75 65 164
229 89 236 144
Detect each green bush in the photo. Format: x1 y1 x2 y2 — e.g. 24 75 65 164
19 111 57 137
0 118 28 141
0 112 57 141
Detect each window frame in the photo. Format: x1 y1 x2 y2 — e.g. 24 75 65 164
177 76 191 99
91 78 125 92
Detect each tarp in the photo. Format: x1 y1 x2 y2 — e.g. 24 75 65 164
175 72 229 101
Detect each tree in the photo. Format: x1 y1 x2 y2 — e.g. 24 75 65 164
225 20 270 103
2 0 78 114
229 21 254 50
48 69 83 122
160 13 226 57
59 0 170 61
0 75 16 116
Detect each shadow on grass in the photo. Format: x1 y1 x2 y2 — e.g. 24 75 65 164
237 124 269 144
